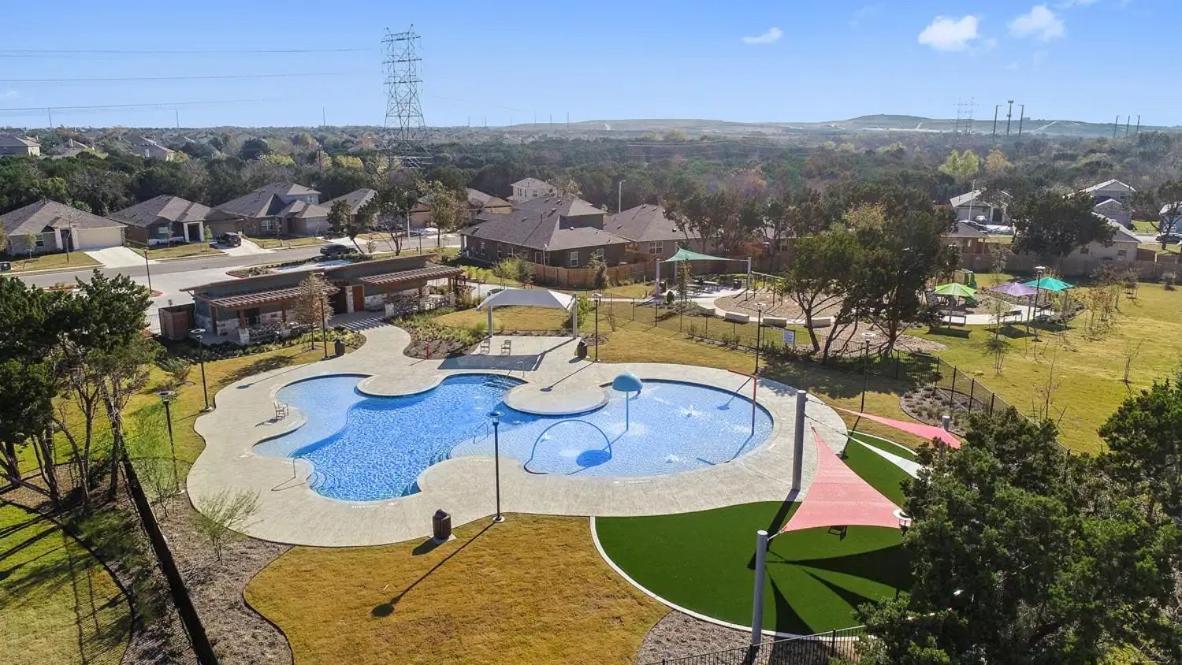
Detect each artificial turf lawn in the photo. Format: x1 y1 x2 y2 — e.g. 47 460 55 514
596 502 909 635
841 434 916 506
0 504 131 665
246 514 666 665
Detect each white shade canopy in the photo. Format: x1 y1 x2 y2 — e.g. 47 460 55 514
476 288 574 311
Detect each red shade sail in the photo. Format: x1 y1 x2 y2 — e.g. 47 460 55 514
834 407 961 449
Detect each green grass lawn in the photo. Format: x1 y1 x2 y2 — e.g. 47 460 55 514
842 434 916 506
131 244 221 260
2 252 99 272
596 503 908 635
914 281 1182 453
0 503 131 665
251 236 326 249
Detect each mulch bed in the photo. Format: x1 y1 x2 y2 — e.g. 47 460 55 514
634 611 749 663
900 385 974 434
403 337 472 359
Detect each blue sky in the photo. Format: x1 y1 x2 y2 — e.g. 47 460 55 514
0 0 1173 128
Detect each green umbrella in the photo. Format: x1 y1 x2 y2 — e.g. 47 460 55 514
1023 276 1073 292
933 282 978 298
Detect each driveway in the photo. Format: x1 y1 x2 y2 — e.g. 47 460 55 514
85 246 158 268
221 238 272 256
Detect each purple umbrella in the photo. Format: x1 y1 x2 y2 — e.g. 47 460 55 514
990 281 1038 298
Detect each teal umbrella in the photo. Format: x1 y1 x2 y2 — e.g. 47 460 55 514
933 282 977 298
1023 276 1073 292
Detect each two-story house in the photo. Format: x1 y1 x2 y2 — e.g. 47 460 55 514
206 183 328 237
1083 179 1136 227
460 194 629 267
509 178 557 203
0 134 41 158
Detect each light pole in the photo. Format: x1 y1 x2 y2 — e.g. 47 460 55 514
1028 265 1046 338
617 179 626 213
750 529 769 647
319 292 329 360
188 328 211 412
142 242 153 292
488 410 504 523
753 304 765 375
592 293 602 362
856 332 877 430
157 389 178 485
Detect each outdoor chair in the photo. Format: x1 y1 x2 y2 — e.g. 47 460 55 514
274 401 289 420
501 339 512 355
478 338 491 355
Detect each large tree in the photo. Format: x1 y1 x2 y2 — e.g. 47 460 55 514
762 188 827 269
1099 375 1182 521
1133 180 1182 248
327 199 365 252
781 230 865 357
860 410 1181 664
1011 190 1113 265
417 179 466 248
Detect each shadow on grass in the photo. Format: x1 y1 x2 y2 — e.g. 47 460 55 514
227 354 301 387
371 521 495 618
788 545 912 591
924 326 972 340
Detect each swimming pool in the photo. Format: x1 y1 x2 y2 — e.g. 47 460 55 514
254 373 773 502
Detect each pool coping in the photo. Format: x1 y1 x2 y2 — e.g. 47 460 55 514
188 327 849 547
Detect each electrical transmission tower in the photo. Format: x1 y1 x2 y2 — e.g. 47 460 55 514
383 25 428 165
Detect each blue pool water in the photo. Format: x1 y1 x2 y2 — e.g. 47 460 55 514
254 373 772 502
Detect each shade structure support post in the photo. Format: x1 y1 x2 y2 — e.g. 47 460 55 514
792 390 807 492
654 260 661 299
571 301 578 339
487 305 494 339
750 529 769 647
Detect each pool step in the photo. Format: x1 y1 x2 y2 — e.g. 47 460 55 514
482 376 520 390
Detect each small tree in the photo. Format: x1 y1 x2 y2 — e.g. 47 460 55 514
984 148 1012 175
194 490 260 561
937 149 980 183
292 273 332 349
417 179 465 248
327 199 364 252
675 260 692 303
157 356 191 389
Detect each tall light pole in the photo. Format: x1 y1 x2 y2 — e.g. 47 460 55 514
188 328 211 412
157 389 178 485
488 411 504 523
592 293 602 361
753 304 765 375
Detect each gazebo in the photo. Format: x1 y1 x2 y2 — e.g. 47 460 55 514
655 246 751 297
476 288 579 339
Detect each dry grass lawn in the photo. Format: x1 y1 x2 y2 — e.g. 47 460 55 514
245 514 666 665
3 252 99 272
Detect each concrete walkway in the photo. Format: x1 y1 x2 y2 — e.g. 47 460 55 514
85 246 158 268
221 238 272 256
187 325 848 547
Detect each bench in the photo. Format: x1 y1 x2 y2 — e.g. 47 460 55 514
723 311 750 323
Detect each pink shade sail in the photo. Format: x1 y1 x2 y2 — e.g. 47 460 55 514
780 429 902 534
834 407 961 449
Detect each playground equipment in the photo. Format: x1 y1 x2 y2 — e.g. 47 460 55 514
611 372 643 429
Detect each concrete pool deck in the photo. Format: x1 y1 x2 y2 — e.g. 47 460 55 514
188 326 848 547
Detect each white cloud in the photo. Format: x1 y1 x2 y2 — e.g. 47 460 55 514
741 27 783 45
0 89 19 100
1056 0 1099 7
1009 5 1065 41
917 15 981 52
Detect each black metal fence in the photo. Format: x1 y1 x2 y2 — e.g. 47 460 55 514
644 626 867 665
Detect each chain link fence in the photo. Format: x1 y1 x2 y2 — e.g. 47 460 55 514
643 626 867 665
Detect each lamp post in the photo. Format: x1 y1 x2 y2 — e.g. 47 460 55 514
157 389 178 485
753 303 765 375
488 410 504 523
188 328 211 412
592 293 602 362
1028 265 1046 338
859 331 877 414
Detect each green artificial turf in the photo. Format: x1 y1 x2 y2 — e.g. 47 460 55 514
596 502 909 634
841 437 916 507
848 431 919 462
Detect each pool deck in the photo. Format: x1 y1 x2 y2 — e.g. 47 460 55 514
188 325 848 547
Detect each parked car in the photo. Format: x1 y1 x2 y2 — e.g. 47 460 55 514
210 232 242 248
320 243 359 257
1155 232 1182 245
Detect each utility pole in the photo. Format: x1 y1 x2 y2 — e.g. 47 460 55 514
1017 104 1025 136
1125 114 1131 136
175 109 180 129
1113 115 1120 139
992 104 999 137
47 107 53 128
322 106 327 127
1136 114 1141 134
1005 100 1014 136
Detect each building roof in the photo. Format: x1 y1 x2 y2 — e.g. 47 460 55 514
275 199 328 219
511 177 554 190
1088 214 1140 243
0 134 39 148
465 188 510 210
322 188 377 215
1159 202 1182 217
358 264 463 288
1 200 122 236
944 220 988 239
110 195 211 228
950 189 1011 208
213 182 321 219
606 204 695 243
201 284 339 309
1083 179 1135 194
462 194 627 252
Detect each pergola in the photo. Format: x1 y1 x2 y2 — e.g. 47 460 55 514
476 288 578 339
655 246 751 297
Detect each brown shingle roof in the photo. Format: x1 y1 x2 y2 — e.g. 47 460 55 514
110 195 211 228
201 284 338 309
359 264 463 288
213 182 320 219
606 204 696 243
1 200 122 236
461 195 629 252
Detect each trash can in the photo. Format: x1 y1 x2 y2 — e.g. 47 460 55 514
334 339 346 357
576 340 588 359
432 509 452 541
0 261 10 272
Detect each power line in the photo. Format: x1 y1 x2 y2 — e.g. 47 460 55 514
0 47 373 55
0 98 276 116
0 72 361 84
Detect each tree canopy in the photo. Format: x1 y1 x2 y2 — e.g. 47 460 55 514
1011 190 1113 262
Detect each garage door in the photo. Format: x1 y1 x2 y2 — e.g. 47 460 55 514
73 227 125 251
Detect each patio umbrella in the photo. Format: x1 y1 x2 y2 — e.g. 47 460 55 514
990 281 1037 298
1023 276 1073 292
932 282 977 298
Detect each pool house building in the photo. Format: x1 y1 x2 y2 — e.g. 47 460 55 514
170 255 462 343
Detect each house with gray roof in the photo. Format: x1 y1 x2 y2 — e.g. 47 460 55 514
1084 179 1136 227
110 195 211 245
460 194 629 267
207 182 327 237
0 134 40 157
606 203 698 260
2 200 125 256
950 189 1011 225
510 177 557 203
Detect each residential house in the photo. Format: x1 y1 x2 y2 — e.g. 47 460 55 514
126 135 176 161
110 195 210 245
1160 202 1182 235
509 177 557 203
943 220 989 258
409 187 511 227
321 188 381 232
460 194 629 268
606 203 699 260
0 134 40 157
1072 217 1141 262
180 254 462 342
206 183 328 238
49 138 94 159
949 189 1011 225
1084 179 1136 227
1 200 125 256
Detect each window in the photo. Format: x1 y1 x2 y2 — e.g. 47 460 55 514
568 251 579 267
648 241 660 255
1117 249 1127 258
35 238 44 247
